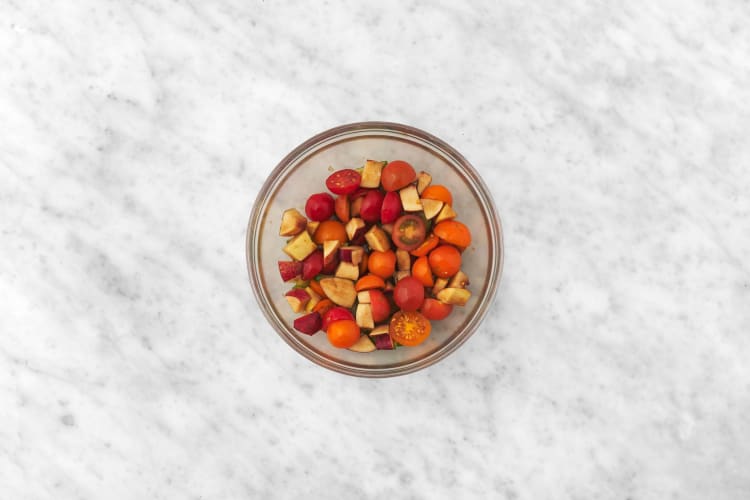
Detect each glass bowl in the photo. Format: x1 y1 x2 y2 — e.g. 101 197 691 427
246 122 503 377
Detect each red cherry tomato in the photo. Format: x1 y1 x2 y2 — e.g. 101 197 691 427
322 306 355 331
420 298 453 320
392 214 426 251
334 195 350 223
381 160 417 191
380 191 402 224
368 289 391 322
326 169 361 195
359 190 384 223
393 276 425 312
305 193 335 221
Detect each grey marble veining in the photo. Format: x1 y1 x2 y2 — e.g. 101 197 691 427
1 1 749 499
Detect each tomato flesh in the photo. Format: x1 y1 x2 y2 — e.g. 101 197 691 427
389 311 431 346
326 169 361 195
393 276 425 312
392 215 426 251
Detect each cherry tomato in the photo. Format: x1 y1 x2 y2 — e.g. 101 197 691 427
421 185 453 205
368 250 396 279
411 255 434 286
360 189 384 223
368 289 391 322
334 195 350 223
433 220 471 248
420 298 453 320
393 276 425 312
389 311 431 346
409 233 439 257
322 306 355 331
326 169 361 195
380 191 402 224
381 160 417 191
327 319 361 348
305 193 335 221
392 215 426 251
428 245 461 278
313 220 347 244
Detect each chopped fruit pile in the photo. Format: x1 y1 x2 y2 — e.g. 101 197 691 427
277 160 472 351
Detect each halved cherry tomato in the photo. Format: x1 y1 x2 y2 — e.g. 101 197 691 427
313 220 347 244
433 220 471 248
392 215 426 251
312 298 334 314
368 289 391 322
334 195 350 223
326 169 361 195
421 185 453 205
428 245 461 278
308 280 326 298
305 192 335 221
393 276 425 312
327 319 361 348
355 274 386 291
359 251 368 274
411 256 434 287
360 190 384 223
409 233 439 257
420 298 452 320
389 311 431 346
380 191 402 224
381 160 417 191
368 250 396 279
322 306 355 332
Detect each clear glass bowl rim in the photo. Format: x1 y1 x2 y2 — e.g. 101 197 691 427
246 121 504 377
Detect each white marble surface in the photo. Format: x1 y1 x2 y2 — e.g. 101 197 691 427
1 1 749 498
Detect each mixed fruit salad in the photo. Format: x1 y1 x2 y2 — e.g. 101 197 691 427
277 160 472 352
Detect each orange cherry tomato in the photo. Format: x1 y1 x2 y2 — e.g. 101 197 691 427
327 319 361 348
313 220 347 244
334 195 350 223
411 256 434 287
368 250 396 279
308 280 326 298
433 220 471 248
312 298 334 314
409 233 439 257
355 274 386 291
389 311 431 346
421 185 453 205
428 245 461 278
